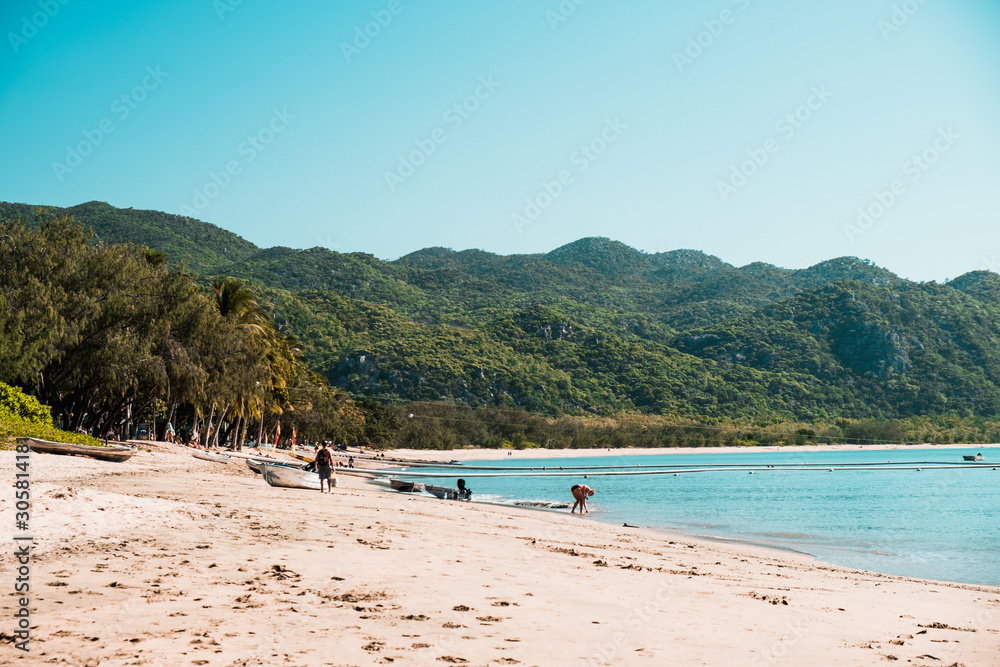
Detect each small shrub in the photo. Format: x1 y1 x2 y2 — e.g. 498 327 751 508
0 382 52 425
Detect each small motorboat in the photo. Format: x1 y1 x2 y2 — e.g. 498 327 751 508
423 483 458 499
19 437 135 463
963 454 984 462
192 449 231 464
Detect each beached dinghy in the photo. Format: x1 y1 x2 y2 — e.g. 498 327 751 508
423 483 459 499
261 462 327 490
192 449 231 464
246 458 307 475
20 437 135 463
389 479 424 493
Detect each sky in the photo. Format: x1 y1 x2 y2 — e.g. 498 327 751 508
2 0 999 282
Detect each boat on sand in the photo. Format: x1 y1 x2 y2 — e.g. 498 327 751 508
19 437 135 463
192 449 231 464
261 462 329 490
423 483 459 499
246 458 306 475
389 479 424 493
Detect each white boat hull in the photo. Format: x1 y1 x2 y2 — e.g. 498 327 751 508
192 450 231 464
246 458 306 474
262 462 332 490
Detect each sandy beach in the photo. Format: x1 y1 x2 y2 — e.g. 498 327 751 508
2 443 998 666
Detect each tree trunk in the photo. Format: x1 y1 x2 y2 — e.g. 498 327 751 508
230 414 242 450
211 403 229 447
256 407 265 456
203 403 215 446
164 402 177 441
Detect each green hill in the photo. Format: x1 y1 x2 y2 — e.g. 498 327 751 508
0 201 259 274
5 200 999 421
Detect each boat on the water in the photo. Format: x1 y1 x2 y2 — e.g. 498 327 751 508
261 462 328 490
963 454 985 461
20 437 135 463
192 450 231 464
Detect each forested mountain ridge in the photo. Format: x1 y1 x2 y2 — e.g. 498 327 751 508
0 201 260 274
4 200 998 422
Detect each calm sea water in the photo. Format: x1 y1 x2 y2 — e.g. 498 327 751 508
397 447 1000 587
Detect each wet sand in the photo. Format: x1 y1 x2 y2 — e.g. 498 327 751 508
1 442 998 666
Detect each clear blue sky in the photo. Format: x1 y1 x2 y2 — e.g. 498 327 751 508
2 0 999 281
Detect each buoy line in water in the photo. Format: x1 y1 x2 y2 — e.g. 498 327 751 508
370 462 999 478
393 460 987 471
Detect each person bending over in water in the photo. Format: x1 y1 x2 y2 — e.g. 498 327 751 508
571 484 594 514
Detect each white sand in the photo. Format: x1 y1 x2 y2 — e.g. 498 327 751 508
1 443 997 666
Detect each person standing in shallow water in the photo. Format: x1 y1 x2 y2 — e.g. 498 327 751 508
315 443 335 493
570 484 594 514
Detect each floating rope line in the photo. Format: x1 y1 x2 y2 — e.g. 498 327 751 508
386 460 986 471
368 462 997 478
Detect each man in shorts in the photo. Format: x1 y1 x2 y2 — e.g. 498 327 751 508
316 442 335 493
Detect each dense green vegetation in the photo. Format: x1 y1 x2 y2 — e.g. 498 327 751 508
0 381 98 446
0 210 367 447
4 200 1000 449
384 404 1000 450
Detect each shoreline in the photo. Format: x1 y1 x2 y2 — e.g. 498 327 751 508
2 444 997 665
384 443 1000 590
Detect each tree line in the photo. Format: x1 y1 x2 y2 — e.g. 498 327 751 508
4 211 999 452
386 402 1000 450
0 211 386 447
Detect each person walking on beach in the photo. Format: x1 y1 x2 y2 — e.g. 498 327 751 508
316 442 335 493
570 484 594 514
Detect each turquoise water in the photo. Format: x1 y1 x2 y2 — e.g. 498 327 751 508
396 447 1000 587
